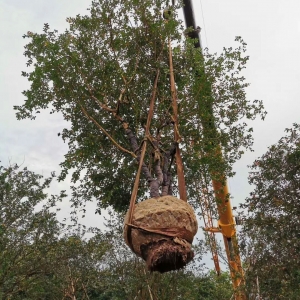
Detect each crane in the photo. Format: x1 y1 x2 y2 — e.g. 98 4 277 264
180 1 246 299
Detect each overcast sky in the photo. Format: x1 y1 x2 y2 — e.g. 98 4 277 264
1 0 299 249
195 0 300 205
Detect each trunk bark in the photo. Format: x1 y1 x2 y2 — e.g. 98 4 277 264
126 128 160 197
162 143 176 196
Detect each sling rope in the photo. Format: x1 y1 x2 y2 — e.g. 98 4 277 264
126 16 190 250
126 70 160 251
168 37 187 202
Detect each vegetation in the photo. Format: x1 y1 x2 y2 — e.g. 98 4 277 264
240 124 300 299
7 0 299 298
15 0 265 214
0 163 233 299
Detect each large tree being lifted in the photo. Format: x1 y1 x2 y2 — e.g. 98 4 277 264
15 0 265 271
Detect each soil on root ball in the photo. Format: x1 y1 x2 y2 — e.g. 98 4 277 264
124 195 198 272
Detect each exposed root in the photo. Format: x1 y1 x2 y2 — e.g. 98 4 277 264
140 239 194 273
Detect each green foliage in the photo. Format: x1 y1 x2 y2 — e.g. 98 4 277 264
0 170 232 299
195 270 233 300
0 164 64 299
45 227 111 300
240 123 300 299
15 0 265 213
0 163 110 299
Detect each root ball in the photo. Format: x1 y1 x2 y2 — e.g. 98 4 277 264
124 195 198 272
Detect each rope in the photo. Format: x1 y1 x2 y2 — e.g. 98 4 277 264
126 8 190 251
168 37 187 202
126 223 194 244
126 70 160 251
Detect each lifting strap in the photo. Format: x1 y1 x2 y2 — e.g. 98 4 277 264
168 37 187 202
126 28 189 251
126 70 160 251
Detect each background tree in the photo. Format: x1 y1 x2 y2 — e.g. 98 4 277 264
15 0 265 215
46 227 111 300
0 166 232 299
0 163 64 299
0 163 110 299
240 123 300 299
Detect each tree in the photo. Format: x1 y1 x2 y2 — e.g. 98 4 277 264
0 163 111 299
15 0 265 214
240 123 300 299
0 163 65 299
46 227 111 300
195 270 233 300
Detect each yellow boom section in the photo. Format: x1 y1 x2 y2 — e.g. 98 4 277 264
211 178 246 299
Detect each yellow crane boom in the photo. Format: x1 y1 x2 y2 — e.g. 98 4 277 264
180 1 246 299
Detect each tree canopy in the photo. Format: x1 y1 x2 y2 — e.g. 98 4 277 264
0 163 60 298
240 123 300 299
15 0 265 213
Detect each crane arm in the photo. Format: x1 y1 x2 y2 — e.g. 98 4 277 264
180 1 246 299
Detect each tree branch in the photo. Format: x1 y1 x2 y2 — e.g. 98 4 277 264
78 103 136 158
76 67 117 114
152 140 163 185
125 128 152 182
127 69 160 211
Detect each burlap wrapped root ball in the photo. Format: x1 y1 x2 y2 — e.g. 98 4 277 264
124 195 198 273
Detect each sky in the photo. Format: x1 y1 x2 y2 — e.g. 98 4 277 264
195 0 300 208
1 0 300 263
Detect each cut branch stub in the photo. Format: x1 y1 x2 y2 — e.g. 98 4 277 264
124 195 198 273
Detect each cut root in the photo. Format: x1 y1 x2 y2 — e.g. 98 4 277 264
141 239 194 273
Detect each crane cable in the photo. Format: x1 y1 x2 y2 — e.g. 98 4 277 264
199 0 209 48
